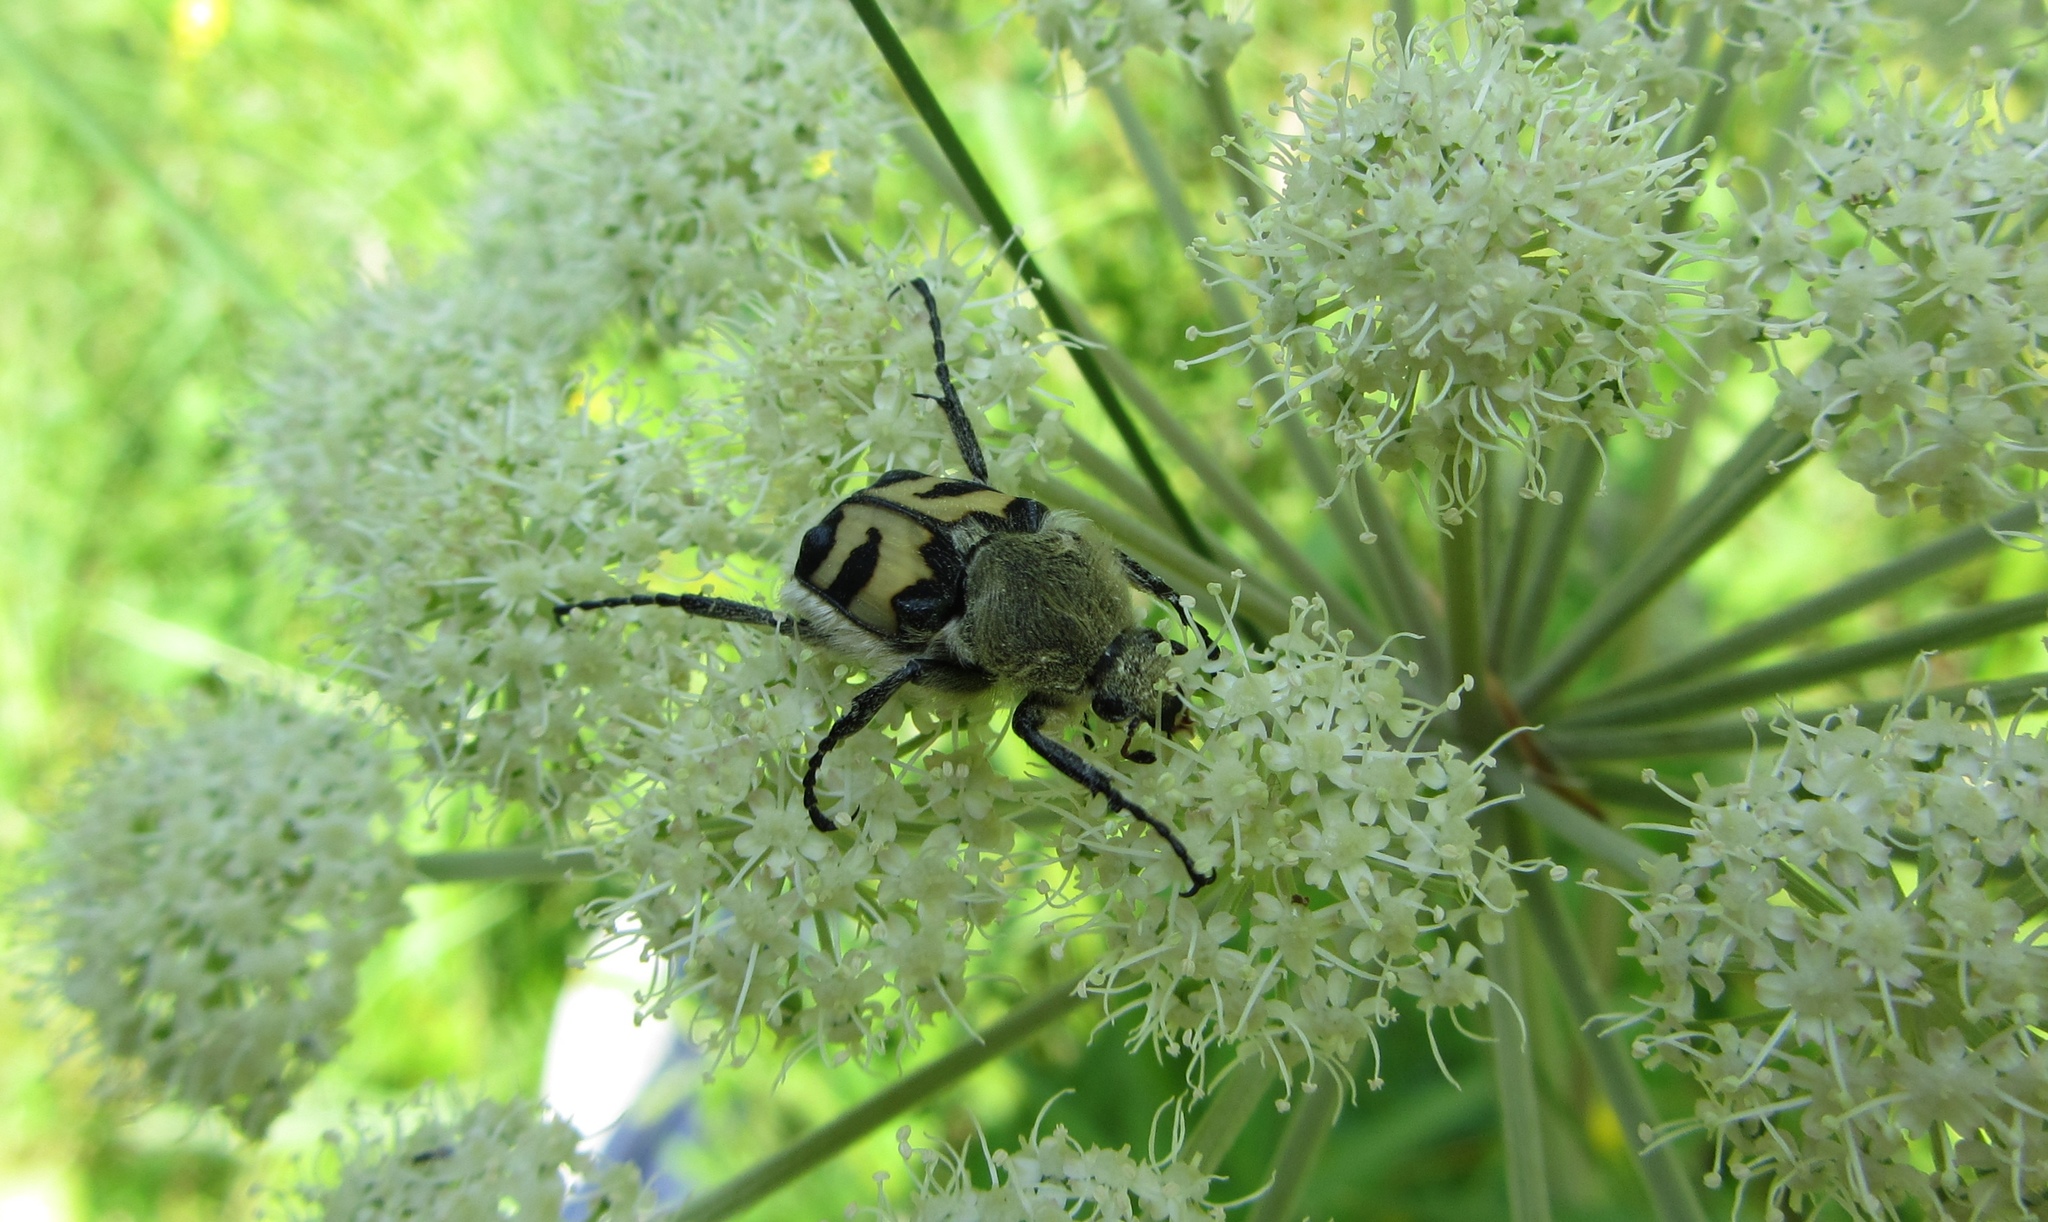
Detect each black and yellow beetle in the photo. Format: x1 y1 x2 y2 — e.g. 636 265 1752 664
557 280 1216 895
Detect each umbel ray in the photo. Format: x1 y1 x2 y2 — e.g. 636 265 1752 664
556 279 1218 896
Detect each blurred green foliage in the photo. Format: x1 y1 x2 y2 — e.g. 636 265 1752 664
3 0 2042 1218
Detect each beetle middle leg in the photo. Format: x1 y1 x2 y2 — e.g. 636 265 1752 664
1012 696 1214 896
553 591 816 642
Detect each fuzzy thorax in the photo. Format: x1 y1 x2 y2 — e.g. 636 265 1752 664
951 526 1132 699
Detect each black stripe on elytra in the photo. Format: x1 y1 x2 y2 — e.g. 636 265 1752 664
823 526 885 608
794 507 845 584
846 490 949 533
891 536 967 635
871 469 928 488
913 479 995 500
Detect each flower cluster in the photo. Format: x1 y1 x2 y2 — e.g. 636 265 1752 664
272 1090 653 1221
1607 687 2048 1219
1511 0 1872 99
870 1118 1224 1222
1741 67 2048 533
1018 0 1251 83
252 277 717 818
468 0 889 343
1068 600 1522 1084
1730 0 1872 82
250 0 901 816
32 692 414 1138
1211 6 1719 515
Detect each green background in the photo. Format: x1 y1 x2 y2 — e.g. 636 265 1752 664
2 1 2042 1218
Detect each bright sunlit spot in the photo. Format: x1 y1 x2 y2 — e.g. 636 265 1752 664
171 0 230 58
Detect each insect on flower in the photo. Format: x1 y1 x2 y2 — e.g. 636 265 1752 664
556 279 1218 894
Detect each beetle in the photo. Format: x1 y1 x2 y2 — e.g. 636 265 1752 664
556 279 1215 895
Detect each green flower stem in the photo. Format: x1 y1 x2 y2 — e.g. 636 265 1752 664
1100 78 1399 643
1443 500 1493 746
1102 78 1206 258
1589 501 2039 704
1664 34 1744 236
1089 340 1382 642
1183 1049 1280 1173
0 18 288 314
888 117 978 225
842 0 1210 561
1245 1060 1346 1222
1552 592 2048 729
1197 64 1269 214
1524 878 1709 1222
1164 54 1445 663
411 847 599 883
1493 761 1653 881
1500 438 1599 673
1541 670 2048 761
1066 431 1171 518
1515 420 1811 712
665 978 1087 1222
1026 475 1295 633
1487 483 1542 669
1482 901 1553 1222
1352 468 1452 684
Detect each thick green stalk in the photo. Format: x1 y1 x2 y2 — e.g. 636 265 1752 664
1184 1050 1279 1173
1102 78 1206 254
1592 502 2038 702
0 19 288 314
842 0 1208 559
1525 880 1709 1222
1488 481 1543 670
1353 468 1451 683
413 847 599 883
1443 502 1493 746
1554 593 2048 728
666 979 1086 1222
1245 1062 1346 1222
1484 909 1553 1222
1066 432 1171 518
1501 438 1600 672
1197 64 1269 213
1515 420 1811 712
1541 670 2048 761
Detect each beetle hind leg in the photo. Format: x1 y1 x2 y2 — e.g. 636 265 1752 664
802 657 932 832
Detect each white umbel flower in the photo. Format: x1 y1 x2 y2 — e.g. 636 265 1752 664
1020 0 1252 82
33 691 414 1138
1758 66 2048 535
275 1090 654 1221
472 0 890 343
1607 679 2048 1220
1212 5 1718 517
251 0 897 816
1071 598 1524 1082
871 1116 1225 1222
